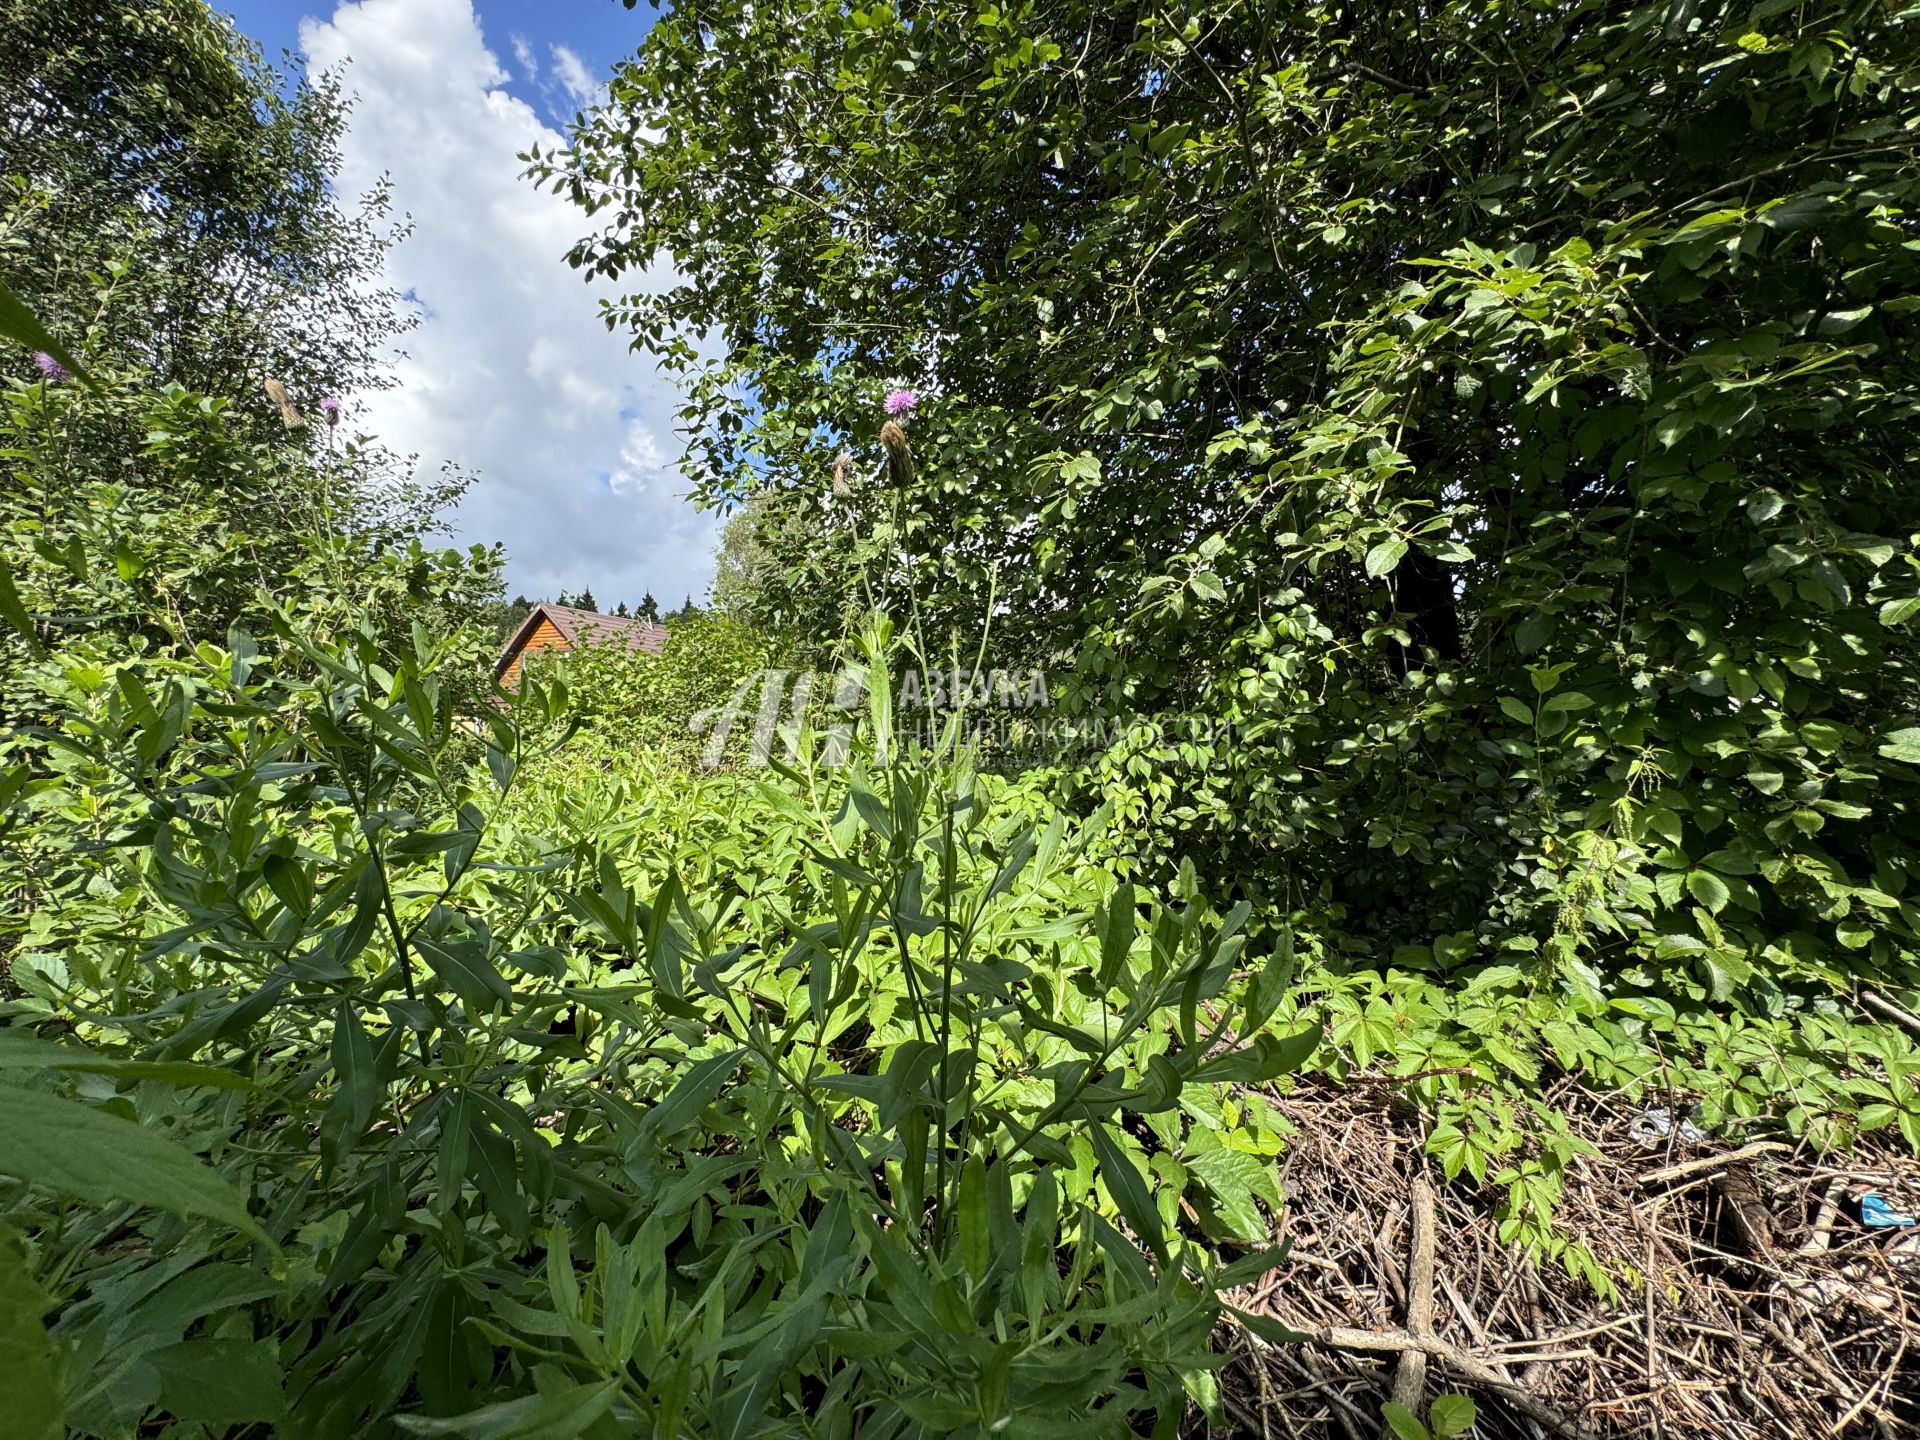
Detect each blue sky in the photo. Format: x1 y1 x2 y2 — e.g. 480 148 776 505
210 0 721 613
222 0 644 124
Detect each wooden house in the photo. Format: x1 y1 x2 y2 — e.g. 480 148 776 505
494 602 669 688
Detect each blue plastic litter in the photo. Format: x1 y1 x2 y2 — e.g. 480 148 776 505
1859 1192 1918 1229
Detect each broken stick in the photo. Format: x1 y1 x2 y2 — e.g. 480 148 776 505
1391 1175 1436 1414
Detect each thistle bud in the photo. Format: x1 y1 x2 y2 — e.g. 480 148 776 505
263 377 304 428
880 421 914 486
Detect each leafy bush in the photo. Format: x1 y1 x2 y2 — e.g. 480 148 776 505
0 306 1312 1431
535 610 777 765
1 610 1313 1437
539 0 1920 1160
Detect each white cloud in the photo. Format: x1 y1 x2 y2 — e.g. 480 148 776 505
508 32 536 80
297 0 717 609
549 44 600 109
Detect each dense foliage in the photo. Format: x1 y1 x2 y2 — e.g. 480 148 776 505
0 321 1314 1432
1 0 409 403
540 0 1920 1085
5 0 1920 1435
0 0 483 722
537 611 777 764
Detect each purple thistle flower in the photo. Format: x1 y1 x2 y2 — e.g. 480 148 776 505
883 388 918 417
319 396 342 425
33 352 70 383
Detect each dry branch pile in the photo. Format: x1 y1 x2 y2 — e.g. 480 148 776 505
1213 1079 1920 1439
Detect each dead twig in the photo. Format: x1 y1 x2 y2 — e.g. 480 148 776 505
1391 1175 1437 1414
1308 1325 1602 1440
1637 1142 1791 1187
1859 989 1920 1043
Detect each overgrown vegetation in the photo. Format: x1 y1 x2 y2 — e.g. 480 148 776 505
538 0 1920 1264
3 0 1919 1435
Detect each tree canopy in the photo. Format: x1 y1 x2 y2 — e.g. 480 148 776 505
1 0 410 406
543 0 1920 997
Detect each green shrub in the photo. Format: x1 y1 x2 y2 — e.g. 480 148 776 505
531 611 776 766
0 399 1313 1433
541 0 1920 1057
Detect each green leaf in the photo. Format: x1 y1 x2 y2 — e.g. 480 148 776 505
1514 612 1555 654
1226 1306 1311 1344
1701 848 1759 876
0 554 38 653
0 1031 251 1088
1497 695 1534 724
1366 539 1408 579
465 1109 529 1236
1381 1402 1432 1440
1428 1394 1478 1440
1088 1121 1165 1262
417 937 515 1012
151 1338 286 1427
636 1047 744 1143
1186 1148 1277 1242
320 1001 381 1173
1215 1243 1291 1287
1685 871 1730 915
1098 882 1136 986
1242 926 1295 1034
262 853 313 917
0 1224 61 1440
0 280 87 380
1878 596 1920 628
111 538 144 581
1194 1023 1319 1084
958 1157 991 1283
1816 305 1871 335
395 1377 622 1438
0 1085 263 1239
1878 729 1920 764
